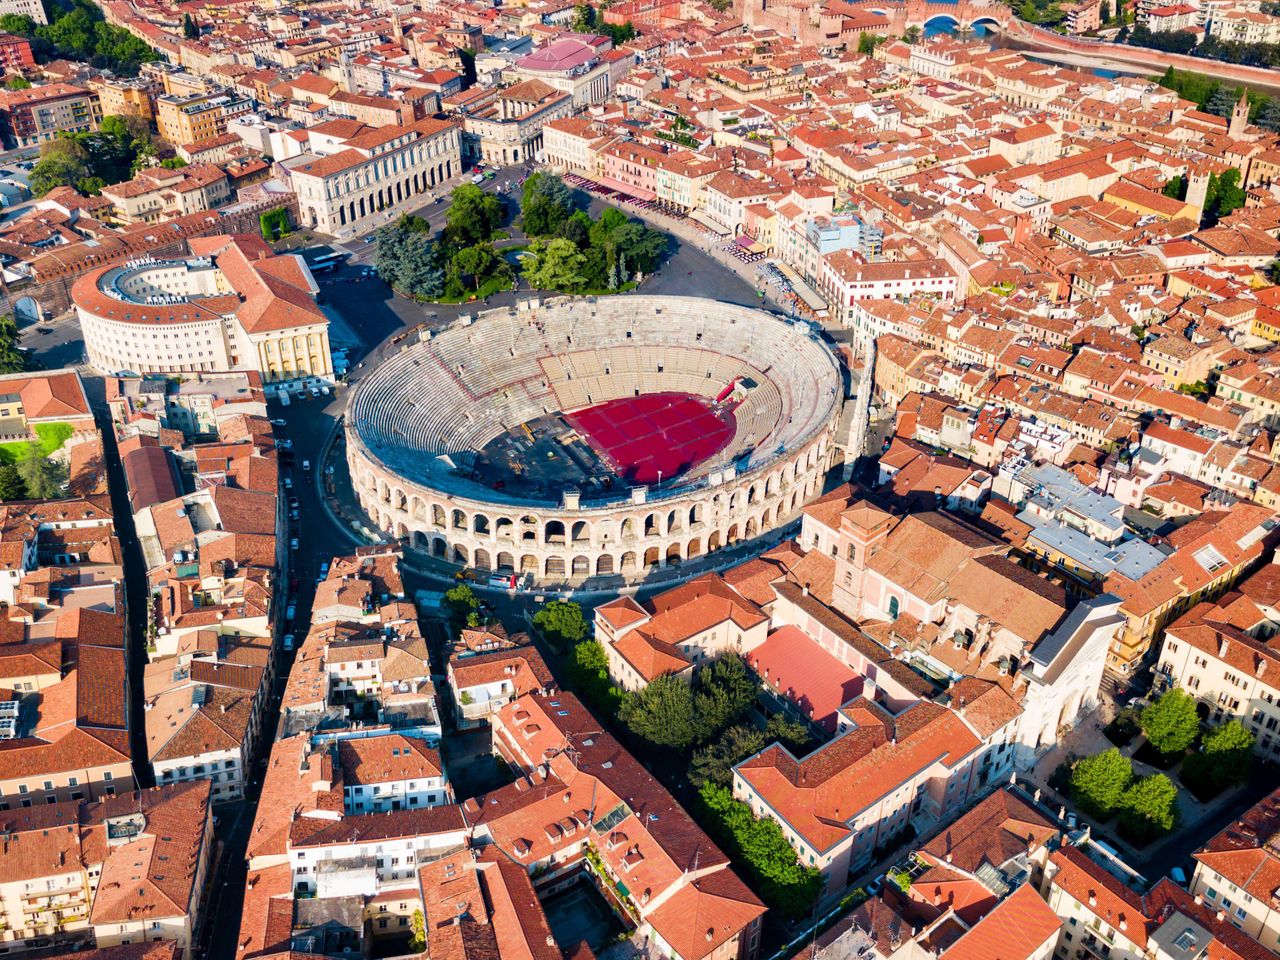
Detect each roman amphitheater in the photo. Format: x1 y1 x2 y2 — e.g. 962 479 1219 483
345 295 846 586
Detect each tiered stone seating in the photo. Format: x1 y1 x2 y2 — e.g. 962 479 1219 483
350 296 842 491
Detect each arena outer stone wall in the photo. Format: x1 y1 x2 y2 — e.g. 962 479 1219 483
345 295 846 586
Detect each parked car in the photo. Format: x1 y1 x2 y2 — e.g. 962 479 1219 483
285 604 296 621
309 386 321 398
270 418 286 427
318 561 330 580
1170 867 1188 887
288 498 299 509
282 634 295 651
277 439 293 450
302 460 311 471
866 875 885 896
284 476 293 489
289 537 299 551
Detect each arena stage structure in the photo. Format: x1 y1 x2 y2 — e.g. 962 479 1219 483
345 295 846 586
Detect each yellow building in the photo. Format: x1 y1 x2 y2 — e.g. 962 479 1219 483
156 90 251 147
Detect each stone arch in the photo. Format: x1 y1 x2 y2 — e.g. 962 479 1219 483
643 547 660 568
774 502 785 524
745 518 758 538
431 538 447 558
571 520 590 544
643 513 658 537
571 555 590 577
451 509 467 530
689 503 704 526
545 520 567 544
708 530 722 551
667 509 681 534
545 556 566 577
621 551 638 573
727 523 740 543
761 510 773 532
395 522 408 540
474 514 490 536
596 554 615 575
747 484 759 505
596 520 617 544
496 517 514 539
621 517 636 539
432 504 447 527
520 516 538 541
520 554 538 574
453 544 470 565
665 542 682 563
496 551 515 571
474 548 492 570
411 496 427 522
413 530 429 549
687 537 702 559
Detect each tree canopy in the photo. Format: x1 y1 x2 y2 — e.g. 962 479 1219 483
1118 774 1179 842
532 599 589 648
17 444 66 500
1 0 158 76
444 183 504 247
1140 690 1201 756
521 171 578 236
1069 747 1133 819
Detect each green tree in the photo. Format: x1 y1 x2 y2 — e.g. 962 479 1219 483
689 724 766 789
4 75 29 90
16 444 65 500
619 674 698 751
1257 97 1280 132
692 653 758 741
1100 0 1111 21
0 314 25 374
1162 174 1186 200
903 24 921 43
764 713 812 754
571 2 596 30
1184 719 1255 794
160 156 187 169
697 783 822 919
29 136 89 197
442 584 479 630
0 463 27 501
444 182 504 247
521 171 576 236
408 909 426 953
182 12 198 38
566 637 621 716
1118 773 1179 842
1205 168 1245 225
1069 747 1132 819
532 599 588 648
450 243 499 292
1140 689 1201 756
1206 85 1241 117
857 32 885 55
523 237 588 292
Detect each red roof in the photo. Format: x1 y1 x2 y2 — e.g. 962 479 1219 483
940 883 1062 960
746 626 863 732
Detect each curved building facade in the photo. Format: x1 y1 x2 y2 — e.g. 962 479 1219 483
346 296 846 585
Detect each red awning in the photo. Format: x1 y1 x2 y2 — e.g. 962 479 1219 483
595 175 657 202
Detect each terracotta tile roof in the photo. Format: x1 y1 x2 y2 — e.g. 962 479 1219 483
939 883 1060 960
920 788 1057 876
645 868 766 960
337 734 442 784
746 625 863 732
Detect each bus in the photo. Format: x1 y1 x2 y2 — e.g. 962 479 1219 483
307 252 347 274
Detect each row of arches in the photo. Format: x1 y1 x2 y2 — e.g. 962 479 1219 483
362 439 831 550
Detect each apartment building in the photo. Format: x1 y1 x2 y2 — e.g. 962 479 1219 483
0 33 34 71
445 643 555 727
460 78 574 167
0 83 100 148
1190 785 1280 950
1104 500 1277 675
90 76 157 122
335 734 451 813
1156 564 1280 761
0 781 212 957
99 164 231 226
595 572 770 690
156 91 253 148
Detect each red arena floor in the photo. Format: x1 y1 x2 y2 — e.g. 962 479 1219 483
567 392 737 485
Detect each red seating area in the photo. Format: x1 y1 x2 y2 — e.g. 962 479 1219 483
568 392 736 485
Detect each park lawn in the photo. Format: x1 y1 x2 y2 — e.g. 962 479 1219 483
0 422 73 464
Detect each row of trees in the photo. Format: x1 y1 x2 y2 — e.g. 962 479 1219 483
1069 749 1179 843
1155 66 1280 132
1132 28 1280 73
0 0 157 77
519 174 668 294
540 599 818 919
569 3 636 45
